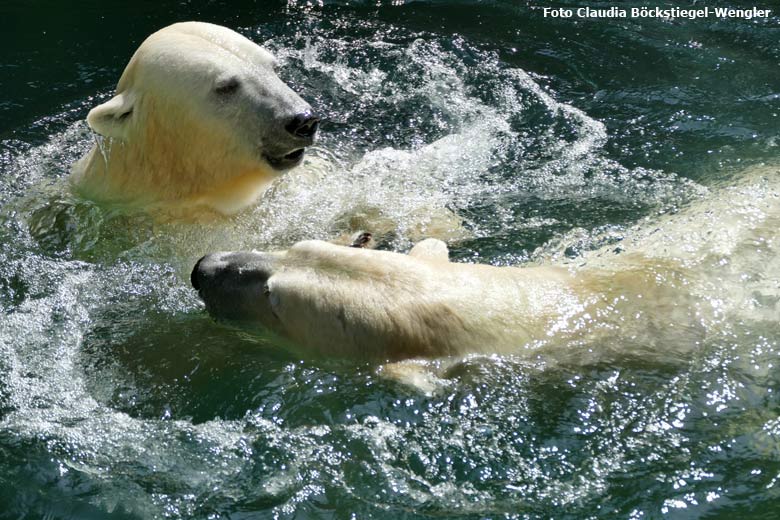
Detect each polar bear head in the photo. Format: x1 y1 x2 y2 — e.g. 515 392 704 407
191 239 456 359
75 22 318 214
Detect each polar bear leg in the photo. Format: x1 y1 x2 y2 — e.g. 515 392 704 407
376 359 452 395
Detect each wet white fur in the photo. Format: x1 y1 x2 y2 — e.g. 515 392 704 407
71 22 310 215
209 165 779 368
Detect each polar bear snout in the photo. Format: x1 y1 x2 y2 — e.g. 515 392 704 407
192 251 273 292
263 110 319 170
192 251 278 322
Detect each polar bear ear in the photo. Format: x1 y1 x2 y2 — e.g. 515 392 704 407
409 238 450 262
87 92 136 139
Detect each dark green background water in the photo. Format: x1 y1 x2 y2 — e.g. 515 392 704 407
1 1 779 518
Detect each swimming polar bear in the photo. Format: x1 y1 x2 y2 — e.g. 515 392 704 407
191 165 779 365
191 237 706 362
71 22 318 215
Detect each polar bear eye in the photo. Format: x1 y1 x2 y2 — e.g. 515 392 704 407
264 282 282 320
214 77 241 96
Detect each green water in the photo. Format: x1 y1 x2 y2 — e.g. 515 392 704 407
1 1 779 518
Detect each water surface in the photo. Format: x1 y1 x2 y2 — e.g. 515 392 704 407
1 1 779 518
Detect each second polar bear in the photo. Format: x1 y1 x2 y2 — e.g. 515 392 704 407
71 22 318 214
192 238 704 361
191 167 779 362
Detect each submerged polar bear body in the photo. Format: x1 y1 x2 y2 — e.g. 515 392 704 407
192 167 779 362
71 22 318 214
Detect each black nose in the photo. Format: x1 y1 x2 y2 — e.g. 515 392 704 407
285 112 320 139
191 256 205 290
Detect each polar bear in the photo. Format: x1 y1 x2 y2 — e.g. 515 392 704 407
71 22 318 215
192 237 710 362
192 238 585 360
191 166 779 363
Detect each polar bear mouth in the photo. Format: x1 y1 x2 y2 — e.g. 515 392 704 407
264 148 305 170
